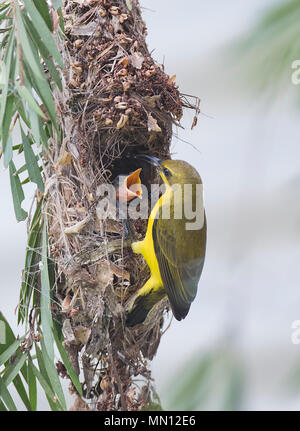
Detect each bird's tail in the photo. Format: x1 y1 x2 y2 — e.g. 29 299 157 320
126 295 150 327
126 288 165 327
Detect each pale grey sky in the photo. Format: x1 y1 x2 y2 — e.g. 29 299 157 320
1 0 300 410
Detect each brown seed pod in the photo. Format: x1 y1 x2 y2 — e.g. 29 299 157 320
145 68 156 78
61 294 72 312
116 114 129 129
168 74 176 85
109 6 119 15
93 109 102 119
71 62 83 74
100 375 110 392
34 333 43 342
73 66 83 74
117 56 129 67
117 68 128 77
115 102 128 110
120 13 128 24
69 78 79 88
67 306 80 318
123 81 131 92
74 39 84 48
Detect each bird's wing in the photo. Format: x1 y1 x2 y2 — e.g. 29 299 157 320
152 216 206 320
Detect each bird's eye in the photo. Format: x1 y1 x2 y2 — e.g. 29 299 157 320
163 168 171 177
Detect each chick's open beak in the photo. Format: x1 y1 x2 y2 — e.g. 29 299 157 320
116 168 143 202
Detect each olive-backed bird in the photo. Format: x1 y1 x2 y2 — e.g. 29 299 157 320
126 156 207 327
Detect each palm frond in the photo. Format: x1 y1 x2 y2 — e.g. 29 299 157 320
0 1 82 411
0 0 63 220
233 0 300 101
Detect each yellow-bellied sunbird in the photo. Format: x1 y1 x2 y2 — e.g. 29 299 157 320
126 156 206 327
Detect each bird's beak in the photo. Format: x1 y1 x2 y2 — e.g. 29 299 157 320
134 154 162 169
134 154 170 187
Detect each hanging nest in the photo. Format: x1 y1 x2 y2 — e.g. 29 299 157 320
41 0 199 410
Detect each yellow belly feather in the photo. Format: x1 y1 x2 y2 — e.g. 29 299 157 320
131 188 171 297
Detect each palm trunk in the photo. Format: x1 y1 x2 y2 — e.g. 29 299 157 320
46 0 184 410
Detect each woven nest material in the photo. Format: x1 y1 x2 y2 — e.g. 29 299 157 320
43 0 199 410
